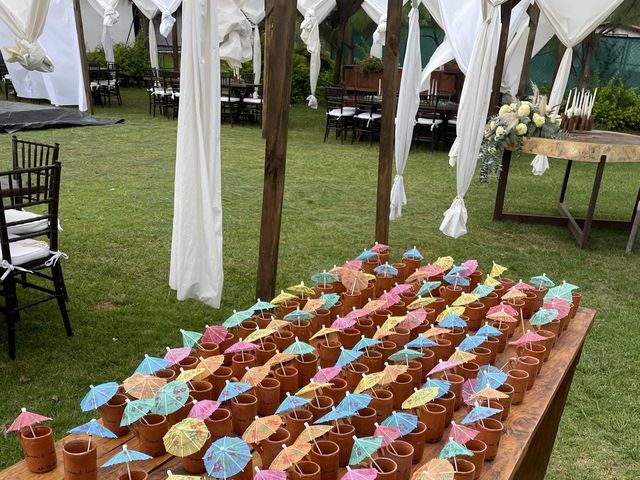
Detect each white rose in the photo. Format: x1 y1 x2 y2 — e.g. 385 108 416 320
490 120 496 130
517 104 531 117
516 123 527 135
533 113 545 128
495 126 505 138
498 105 511 115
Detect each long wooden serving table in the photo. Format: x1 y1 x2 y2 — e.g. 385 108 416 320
494 130 640 248
0 308 596 480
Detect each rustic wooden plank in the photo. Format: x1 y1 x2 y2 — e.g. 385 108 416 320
517 3 540 98
490 0 515 115
72 0 93 115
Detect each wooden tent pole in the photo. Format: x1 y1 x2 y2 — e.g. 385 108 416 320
72 0 93 114
517 3 540 97
255 0 297 300
489 0 515 115
172 14 180 71
374 0 402 244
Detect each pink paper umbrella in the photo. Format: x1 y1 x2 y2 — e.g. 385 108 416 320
164 346 191 365
341 467 378 480
389 284 412 295
462 379 480 406
188 400 220 420
203 325 228 345
380 291 401 309
313 366 342 383
342 259 363 270
370 243 389 253
449 421 478 444
345 308 370 321
512 280 534 291
331 316 357 330
461 259 478 276
487 303 518 317
400 309 427 331
374 423 401 447
418 264 444 278
255 468 287 480
509 330 547 347
225 341 259 354
543 298 571 318
427 359 462 377
8 408 52 436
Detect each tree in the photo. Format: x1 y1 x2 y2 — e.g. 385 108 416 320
332 0 365 83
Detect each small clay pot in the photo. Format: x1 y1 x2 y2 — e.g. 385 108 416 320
390 373 413 409
417 349 436 382
373 458 397 480
309 440 340 480
291 319 313 342
375 275 394 297
210 366 233 399
175 355 199 372
182 434 212 474
205 408 233 440
325 377 348 405
496 383 514 420
330 301 343 319
137 414 169 457
376 341 398 363
308 395 334 422
471 347 492 366
464 302 485 331
342 292 363 312
370 388 394 423
431 338 453 362
443 327 466 348
256 312 278 328
419 403 446 443
484 336 500 364
63 439 96 480
230 393 258 434
466 439 487 479
388 327 411 349
536 330 556 361
372 309 392 327
469 270 483 289
404 256 421 273
434 391 456 424
285 409 314 441
512 355 540 389
351 407 376 436
407 360 423 387
383 440 414 480
507 299 525 318
516 344 546 373
291 461 322 480
443 373 464 410
522 291 538 319
388 302 407 317
155 368 177 382
256 341 278 366
257 378 281 416
239 320 259 340
339 328 362 349
293 353 319 387
455 362 480 381
99 393 129 436
356 317 376 338
439 285 463 305
231 353 256 380
117 471 148 480
315 309 332 329
229 456 253 480
500 277 514 290
405 421 427 464
505 369 529 405
190 380 214 401
480 291 500 310
544 320 562 343
360 349 383 373
345 363 369 391
273 330 295 352
475 418 504 461
570 292 581 318
319 341 342 368
273 366 299 401
328 424 355 467
260 427 291 468
166 406 190 429
448 458 475 480
196 342 220 358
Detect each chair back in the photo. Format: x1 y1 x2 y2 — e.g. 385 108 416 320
12 136 59 171
417 94 439 119
355 91 378 115
325 86 344 112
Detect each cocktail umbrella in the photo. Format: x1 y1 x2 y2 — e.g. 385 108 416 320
543 297 571 318
438 437 473 471
460 259 478 276
270 442 312 471
457 335 488 352
353 336 381 352
314 405 353 425
204 436 252 479
336 347 364 368
477 365 507 389
434 256 455 270
415 281 441 297
80 382 119 412
363 299 386 312
485 310 517 328
373 423 401 447
404 270 430 283
135 354 169 375
448 349 476 364
449 421 478 444
342 269 369 295
512 280 534 291
283 338 315 356
483 275 501 287
123 373 166 400
177 368 208 383
152 381 190 415
349 435 383 466
310 326 339 341
400 309 427 331
296 381 332 398
401 246 422 261
167 471 203 480
487 303 518 317
476 323 502 338
471 285 494 298
401 386 439 409
380 315 405 332
272 290 298 305
264 351 297 370
530 308 559 327
181 329 203 349
296 423 333 445
303 299 326 313
217 381 252 403
443 272 470 288
411 458 454 480
405 336 438 349
319 293 341 309
530 273 555 289
242 365 272 387
203 325 229 345
370 242 388 253
461 379 480 406
336 392 371 413
224 309 255 329
250 299 277 312
198 355 225 377
313 366 342 383
452 293 479 306
427 360 463 379
311 271 340 287
374 263 398 277
225 341 259 355
423 379 450 399
461 403 502 425
388 347 424 364
379 291 401 309
246 328 277 344
101 445 152 480
267 319 290 331
379 363 409 385
345 307 372 321
165 347 192 366
501 288 526 302
355 372 385 394
254 468 287 480
188 400 220 420
332 316 358 330
438 314 468 330
509 330 546 348
436 307 465 323
68 419 116 452
389 284 412 296
284 308 315 322
372 327 394 340
545 282 578 302
120 398 153 426
423 326 450 339
342 466 378 480
489 261 508 278
407 297 438 310
470 386 509 401
275 393 312 415
242 415 283 444
288 282 316 299
7 408 52 437
421 263 446 277
164 417 210 457
380 412 418 436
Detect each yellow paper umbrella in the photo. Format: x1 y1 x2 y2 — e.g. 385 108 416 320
489 261 508 278
272 291 298 305
433 256 455 270
448 350 477 364
303 298 325 313
241 365 272 386
401 386 440 409
373 328 394 340
264 352 297 368
363 298 386 312
501 288 526 301
177 368 208 383
412 458 454 480
296 381 332 397
381 316 405 331
270 442 312 470
354 371 386 393
163 418 209 457
452 293 479 306
379 364 409 385
470 386 509 401
295 424 333 444
484 275 502 287
267 319 290 331
242 415 283 444
122 373 166 400
408 297 439 310
287 282 316 299
363 273 376 282
198 355 225 376
436 307 465 323
245 328 277 343
310 326 339 340
166 471 202 480
423 326 450 338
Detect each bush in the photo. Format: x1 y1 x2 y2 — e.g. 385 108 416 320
592 76 640 132
113 35 150 87
290 46 333 104
358 55 384 75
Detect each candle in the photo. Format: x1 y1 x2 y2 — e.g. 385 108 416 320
435 80 438 97
378 78 382 97
589 88 598 116
564 89 572 116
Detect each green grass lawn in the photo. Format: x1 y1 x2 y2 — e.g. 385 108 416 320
0 88 639 478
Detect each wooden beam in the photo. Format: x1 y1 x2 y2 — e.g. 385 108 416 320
172 17 180 71
374 0 402 245
255 0 297 300
552 42 568 80
262 3 273 139
489 0 515 115
72 0 93 114
517 3 540 97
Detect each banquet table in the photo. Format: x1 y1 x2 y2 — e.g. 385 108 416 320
0 308 595 480
494 130 640 248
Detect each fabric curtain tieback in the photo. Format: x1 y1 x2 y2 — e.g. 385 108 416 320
160 11 177 37
0 260 33 282
103 5 119 27
44 250 69 267
5 39 54 73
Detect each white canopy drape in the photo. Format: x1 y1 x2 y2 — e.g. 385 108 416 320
362 0 409 59
131 0 159 70
297 0 335 109
170 0 223 308
87 0 119 63
0 0 53 72
151 0 180 38
390 0 421 220
218 0 253 69
530 0 624 176
234 0 265 94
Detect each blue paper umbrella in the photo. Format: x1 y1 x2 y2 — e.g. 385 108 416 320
284 309 315 322
336 347 364 367
250 299 276 312
477 365 508 389
416 281 441 297
439 314 468 330
320 293 341 309
374 263 398 277
353 337 381 351
476 323 502 338
405 336 438 349
311 271 339 286
443 272 470 287
439 437 474 459
135 354 169 375
349 436 383 465
217 381 252 403
275 393 312 415
69 419 116 438
461 404 502 425
388 347 424 362
223 309 254 328
423 379 450 399
80 382 119 412
101 444 152 479
530 274 555 288
180 329 203 348
356 249 377 261
336 393 371 414
530 308 558 326
403 247 424 261
381 412 418 436
120 398 154 426
544 283 576 303
315 406 353 424
457 334 487 352
283 338 315 356
204 436 252 479
471 284 494 298
152 380 190 415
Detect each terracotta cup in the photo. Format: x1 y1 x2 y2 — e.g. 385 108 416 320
370 388 394 423
328 424 355 467
260 427 291 468
352 407 377 436
230 393 258 434
373 458 397 480
466 439 487 479
117 472 148 480
536 330 556 361
273 366 299 401
291 461 321 480
308 396 334 422
419 403 447 443
285 409 314 441
448 458 475 480
210 366 233 399
476 418 504 461
516 344 546 373
434 391 456 424
99 393 129 436
510 356 540 390
257 378 281 416
505 369 529 405
293 353 319 387
383 440 414 480
205 408 233 440
63 440 97 480
406 421 427 464
137 414 168 457
496 383 514 420
390 373 413 409
182 434 212 474
325 377 348 405
319 341 342 368
309 440 340 480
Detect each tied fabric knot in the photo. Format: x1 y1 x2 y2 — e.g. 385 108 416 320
44 250 68 267
389 174 407 220
440 196 468 238
103 6 119 27
300 10 318 52
530 155 549 176
0 260 33 282
307 95 318 109
5 40 54 73
371 15 387 59
160 12 177 38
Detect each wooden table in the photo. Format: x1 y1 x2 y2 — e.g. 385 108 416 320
494 130 640 248
0 308 595 480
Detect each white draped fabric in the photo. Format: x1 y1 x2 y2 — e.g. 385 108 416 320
362 0 409 59
87 0 119 63
218 0 252 69
233 0 265 94
439 0 502 238
170 0 223 308
252 24 261 95
0 0 87 109
297 0 335 109
530 0 624 176
419 38 453 91
0 0 53 72
436 0 482 74
390 1 421 220
151 0 181 38
131 0 159 70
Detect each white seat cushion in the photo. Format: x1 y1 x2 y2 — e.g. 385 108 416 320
448 118 457 125
328 108 355 118
243 97 262 104
416 117 443 126
5 209 62 236
356 112 381 120
221 96 241 103
0 239 50 266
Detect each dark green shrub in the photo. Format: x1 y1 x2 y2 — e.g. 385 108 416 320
358 55 383 75
592 76 640 132
113 35 150 87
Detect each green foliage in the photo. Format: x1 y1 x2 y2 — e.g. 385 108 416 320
592 76 640 132
86 47 106 67
113 35 151 87
358 55 384 75
290 47 333 104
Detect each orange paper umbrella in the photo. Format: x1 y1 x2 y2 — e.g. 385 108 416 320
405 270 431 283
469 386 509 401
379 364 409 385
412 458 454 480
373 327 394 340
363 298 386 312
267 319 290 331
122 373 166 400
295 424 333 444
264 352 297 368
501 288 526 301
448 349 476 364
242 415 283 444
242 365 272 386
486 311 516 323
270 442 312 470
198 355 224 376
423 326 450 338
341 269 368 295
303 298 325 313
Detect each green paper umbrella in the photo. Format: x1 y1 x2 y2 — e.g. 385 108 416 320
349 435 383 465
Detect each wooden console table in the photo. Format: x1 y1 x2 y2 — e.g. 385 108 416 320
493 131 640 248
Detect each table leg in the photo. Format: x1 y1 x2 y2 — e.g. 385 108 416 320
513 345 584 480
579 155 607 248
493 149 512 221
559 160 573 203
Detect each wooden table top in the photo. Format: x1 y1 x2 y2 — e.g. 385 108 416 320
0 308 596 480
519 130 640 163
